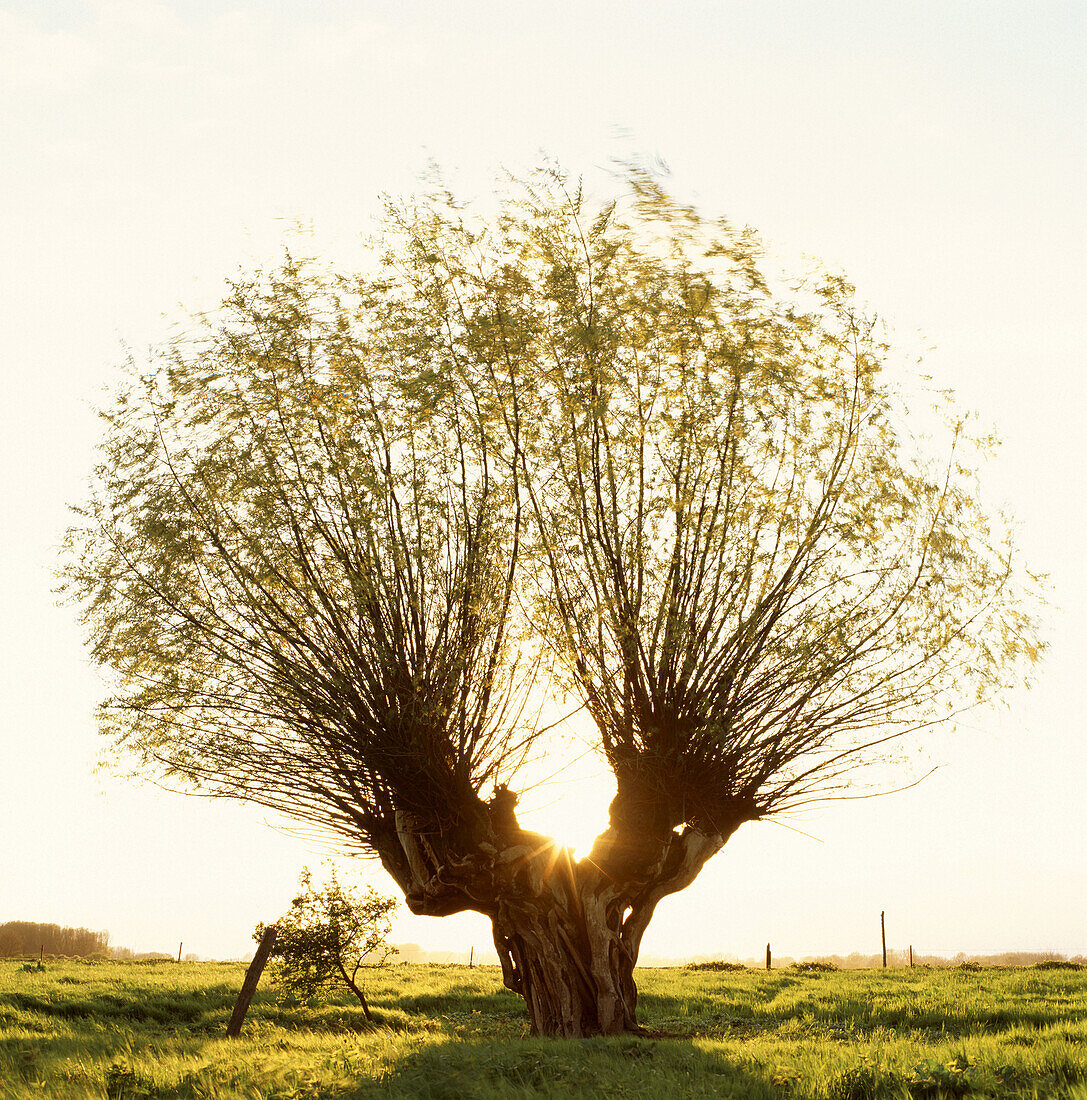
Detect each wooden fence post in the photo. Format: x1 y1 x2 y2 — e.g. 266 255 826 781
227 926 277 1038
909 944 913 968
766 943 771 971
469 946 474 968
177 942 183 963
881 911 887 968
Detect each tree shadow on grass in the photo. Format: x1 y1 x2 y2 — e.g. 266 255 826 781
371 1035 789 1100
2 985 233 1029
390 984 523 1019
366 1035 1087 1100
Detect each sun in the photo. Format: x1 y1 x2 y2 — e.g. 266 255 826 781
513 757 614 857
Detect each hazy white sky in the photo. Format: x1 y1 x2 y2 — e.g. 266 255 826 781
1 0 1084 963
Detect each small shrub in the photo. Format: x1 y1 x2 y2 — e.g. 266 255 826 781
257 867 398 1021
685 960 747 972
105 1063 153 1099
826 1064 902 1100
1033 959 1083 971
955 961 983 972
908 1055 977 1096
992 1063 1028 1089
790 960 839 972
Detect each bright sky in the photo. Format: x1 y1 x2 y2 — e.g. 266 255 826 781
1 0 1084 964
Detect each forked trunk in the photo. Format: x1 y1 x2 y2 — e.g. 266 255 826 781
487 824 732 1036
491 878 640 1036
382 798 742 1037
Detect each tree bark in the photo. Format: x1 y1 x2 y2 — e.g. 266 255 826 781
481 822 729 1035
336 958 373 1021
486 823 731 1036
227 925 277 1038
377 793 748 1037
490 845 636 1037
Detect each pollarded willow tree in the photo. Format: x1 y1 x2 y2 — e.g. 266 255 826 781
66 164 1041 1037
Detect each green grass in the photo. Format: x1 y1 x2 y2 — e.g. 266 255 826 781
1 958 1085 1098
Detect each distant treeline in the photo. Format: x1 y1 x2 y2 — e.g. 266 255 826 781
395 943 493 965
108 948 191 961
0 922 109 958
393 946 1087 969
684 950 1087 970
3 926 1081 970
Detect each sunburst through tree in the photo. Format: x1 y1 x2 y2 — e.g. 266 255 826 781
64 162 1042 1037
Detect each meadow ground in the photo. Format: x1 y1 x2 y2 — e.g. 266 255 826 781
1 958 1085 1098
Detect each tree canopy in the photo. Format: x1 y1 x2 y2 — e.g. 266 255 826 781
65 163 1042 1035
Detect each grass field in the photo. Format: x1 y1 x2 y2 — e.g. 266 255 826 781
1 958 1085 1098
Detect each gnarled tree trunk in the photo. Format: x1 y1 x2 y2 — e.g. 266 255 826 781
377 789 748 1036
489 823 732 1035
489 840 637 1037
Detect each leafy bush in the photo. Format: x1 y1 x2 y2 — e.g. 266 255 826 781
826 1063 902 1099
257 867 397 1021
790 960 839 972
684 960 747 972
828 1054 983 1098
907 1054 977 1096
1034 959 1083 970
105 1062 151 1098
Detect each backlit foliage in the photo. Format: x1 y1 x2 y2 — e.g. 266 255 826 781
257 868 396 1018
64 160 1042 864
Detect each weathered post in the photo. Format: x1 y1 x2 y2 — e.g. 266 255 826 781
766 943 771 971
469 946 474 969
177 941 183 963
227 926 277 1038
881 911 887 968
909 944 914 968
